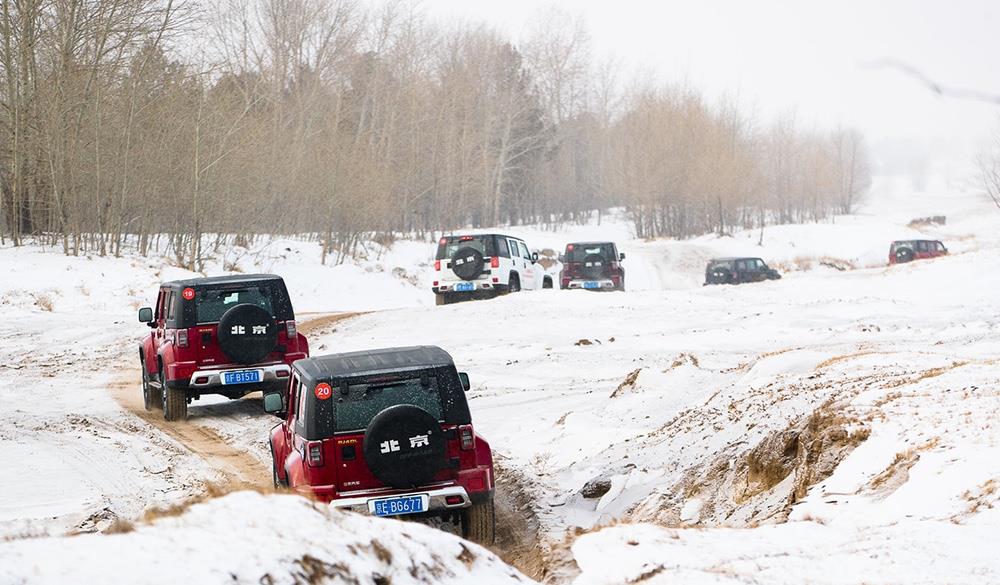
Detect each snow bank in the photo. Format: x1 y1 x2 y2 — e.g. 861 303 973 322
0 491 531 585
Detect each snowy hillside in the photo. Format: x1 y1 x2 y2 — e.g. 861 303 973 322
0 492 530 585
1 175 999 583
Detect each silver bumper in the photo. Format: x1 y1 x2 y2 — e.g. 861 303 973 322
329 485 471 514
566 279 616 290
188 363 291 388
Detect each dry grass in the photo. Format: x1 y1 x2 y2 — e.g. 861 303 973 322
610 368 643 398
34 293 54 312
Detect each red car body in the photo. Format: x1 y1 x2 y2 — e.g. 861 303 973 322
266 346 494 532
888 240 948 265
139 275 309 418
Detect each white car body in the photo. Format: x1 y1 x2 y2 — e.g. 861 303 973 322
432 234 546 301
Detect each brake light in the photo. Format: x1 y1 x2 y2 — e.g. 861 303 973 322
566 244 574 251
285 320 297 338
459 425 474 450
460 236 474 241
434 260 441 271
439 238 448 245
176 329 189 348
445 495 464 506
490 256 499 269
276 369 290 378
306 441 324 467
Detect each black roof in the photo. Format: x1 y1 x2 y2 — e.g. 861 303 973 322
294 346 456 384
163 273 284 288
708 257 759 262
567 241 617 246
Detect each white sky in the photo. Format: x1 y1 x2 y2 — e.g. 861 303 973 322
424 0 1000 178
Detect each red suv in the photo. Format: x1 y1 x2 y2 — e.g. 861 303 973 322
264 346 496 544
559 241 625 290
138 274 309 421
889 240 947 264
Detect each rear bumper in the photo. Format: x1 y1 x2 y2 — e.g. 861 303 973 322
328 485 476 514
563 278 617 290
432 280 502 294
166 363 291 391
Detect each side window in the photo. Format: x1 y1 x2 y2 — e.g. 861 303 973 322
166 292 176 321
287 375 299 418
756 259 765 270
494 236 510 258
507 239 519 259
295 379 308 428
917 241 928 252
155 291 165 320
936 242 945 252
519 241 531 260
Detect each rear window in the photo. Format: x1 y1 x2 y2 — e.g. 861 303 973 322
194 286 274 324
566 243 614 262
436 235 500 260
334 374 443 433
891 241 915 252
708 260 734 271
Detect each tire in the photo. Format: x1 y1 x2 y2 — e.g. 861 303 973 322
461 500 496 545
451 247 485 281
363 405 446 488
217 303 278 364
141 360 161 411
161 368 187 421
542 277 553 289
508 274 521 293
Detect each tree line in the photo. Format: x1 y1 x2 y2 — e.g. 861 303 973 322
0 0 872 267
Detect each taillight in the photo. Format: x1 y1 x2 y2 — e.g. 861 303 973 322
306 441 324 467
285 320 297 338
490 256 499 269
276 369 290 378
459 425 474 451
434 260 441 271
176 329 189 348
445 495 464 506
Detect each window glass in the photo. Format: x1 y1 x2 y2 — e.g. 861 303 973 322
708 260 734 271
736 260 749 271
936 242 945 252
194 287 273 323
567 244 615 262
755 259 765 269
333 375 442 433
155 291 165 320
518 241 531 260
296 379 307 420
435 235 496 260
166 292 176 320
508 239 519 258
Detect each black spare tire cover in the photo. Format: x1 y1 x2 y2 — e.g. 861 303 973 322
895 247 914 263
363 404 446 488
582 253 607 279
217 303 278 364
451 247 485 281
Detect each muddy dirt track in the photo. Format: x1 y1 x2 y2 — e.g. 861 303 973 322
106 311 550 581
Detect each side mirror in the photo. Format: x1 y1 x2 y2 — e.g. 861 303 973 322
458 372 471 392
263 391 286 417
531 252 539 263
619 252 626 261
138 307 154 324
558 254 565 263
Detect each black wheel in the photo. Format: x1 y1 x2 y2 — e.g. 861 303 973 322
141 360 161 411
217 304 278 364
363 405 446 488
451 247 485 281
161 368 187 422
508 274 521 293
461 500 496 545
895 247 914 263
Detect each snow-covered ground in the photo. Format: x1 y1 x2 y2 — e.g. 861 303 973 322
1 174 999 583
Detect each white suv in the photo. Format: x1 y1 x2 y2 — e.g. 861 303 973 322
432 234 547 305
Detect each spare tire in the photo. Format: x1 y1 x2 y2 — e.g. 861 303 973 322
451 247 484 281
581 253 607 279
217 303 278 364
363 404 446 488
895 247 914 263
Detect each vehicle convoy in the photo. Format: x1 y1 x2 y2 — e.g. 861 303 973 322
704 257 782 285
264 345 496 544
138 274 309 421
889 239 947 264
559 241 625 290
432 233 548 305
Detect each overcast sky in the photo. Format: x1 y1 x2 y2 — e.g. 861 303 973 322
425 0 999 179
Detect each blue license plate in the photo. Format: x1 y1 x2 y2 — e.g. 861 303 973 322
222 370 262 385
584 281 600 289
454 282 475 292
369 495 427 517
